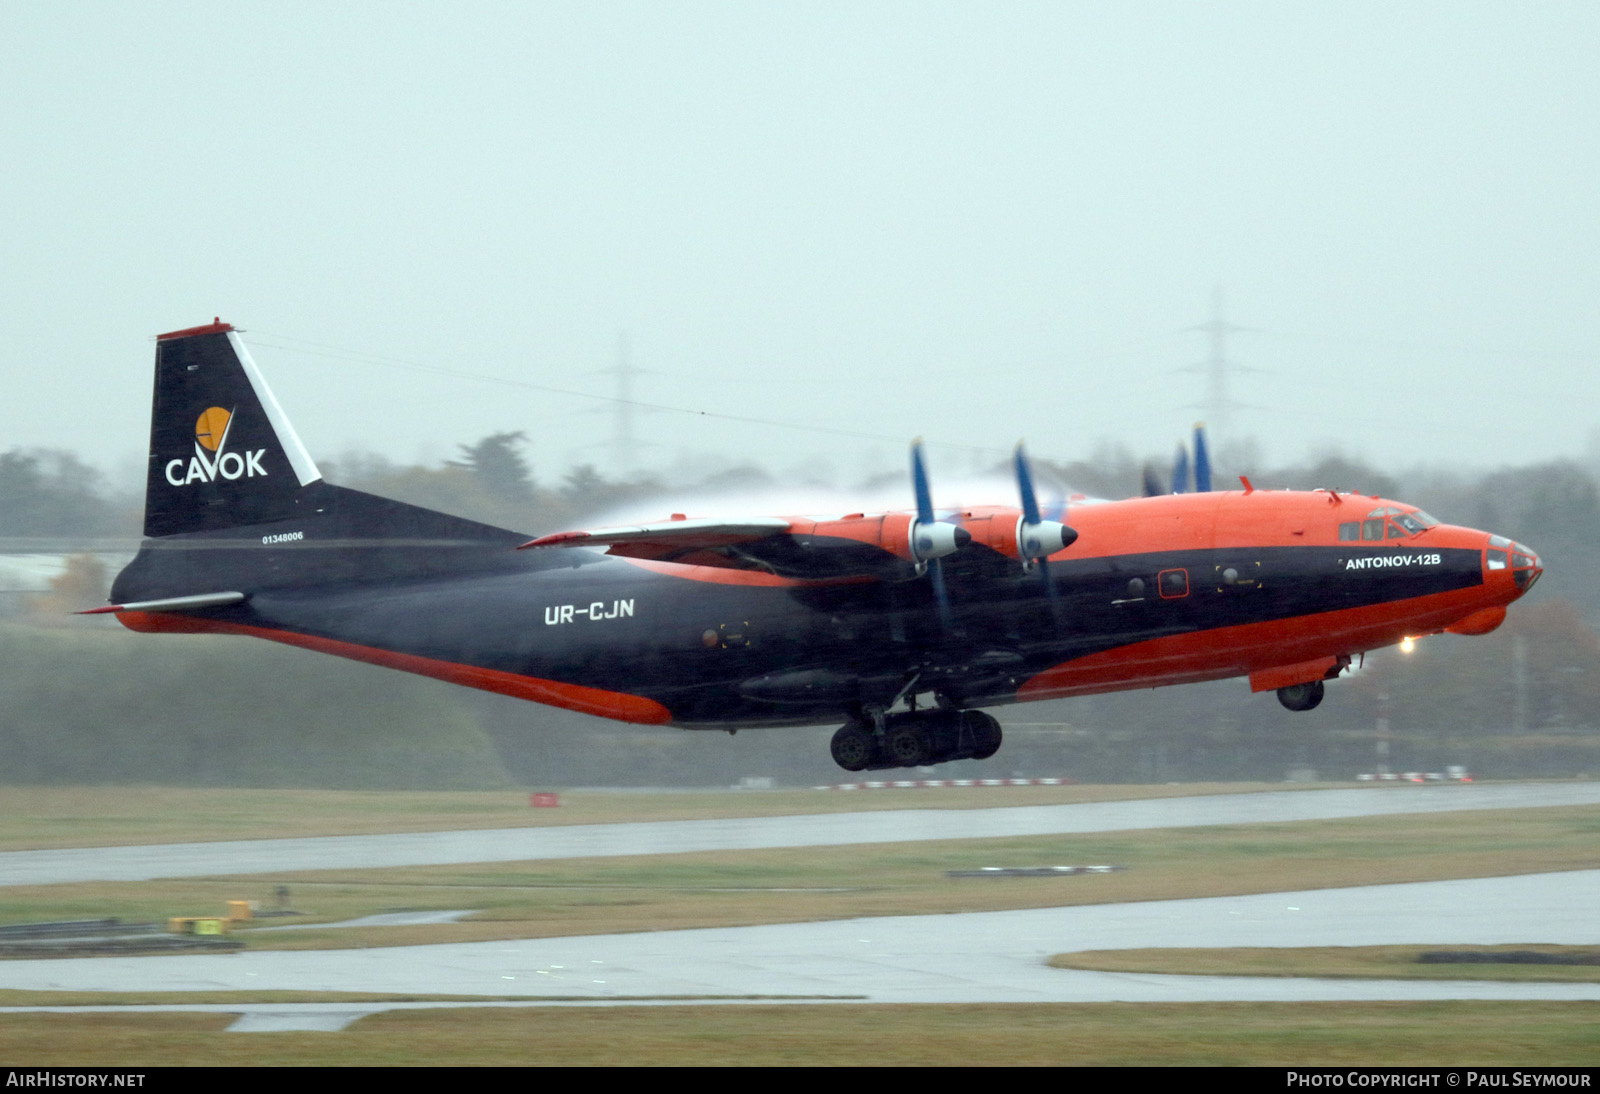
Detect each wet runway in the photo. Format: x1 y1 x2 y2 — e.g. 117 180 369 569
5 782 1598 886
4 871 1598 1030
4 783 1597 1030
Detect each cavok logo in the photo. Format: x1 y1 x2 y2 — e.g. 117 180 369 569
164 406 269 487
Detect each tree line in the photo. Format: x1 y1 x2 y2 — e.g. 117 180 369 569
2 435 1597 787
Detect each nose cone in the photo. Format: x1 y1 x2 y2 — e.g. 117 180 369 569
1489 534 1542 595
1512 542 1543 594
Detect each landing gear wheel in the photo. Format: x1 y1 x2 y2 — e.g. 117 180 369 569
830 723 875 771
885 724 931 768
962 711 1003 760
1277 680 1325 712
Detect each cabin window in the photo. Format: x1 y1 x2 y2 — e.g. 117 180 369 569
1339 522 1359 541
1157 568 1189 599
1214 561 1260 591
701 624 751 649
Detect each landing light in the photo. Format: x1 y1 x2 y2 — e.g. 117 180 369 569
1400 637 1416 654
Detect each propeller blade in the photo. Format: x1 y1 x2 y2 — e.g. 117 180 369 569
1142 466 1165 497
909 439 961 629
908 440 966 564
927 551 953 630
1012 443 1078 567
1013 443 1077 626
1193 423 1212 492
911 438 936 526
1013 443 1043 527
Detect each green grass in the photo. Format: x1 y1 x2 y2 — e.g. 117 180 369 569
1 803 1596 954
2 1002 1596 1066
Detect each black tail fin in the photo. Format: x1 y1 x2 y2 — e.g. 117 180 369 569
144 320 323 537
110 321 529 608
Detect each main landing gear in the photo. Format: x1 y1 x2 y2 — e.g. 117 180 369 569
829 708 1003 772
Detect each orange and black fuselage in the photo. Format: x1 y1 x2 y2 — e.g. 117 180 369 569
103 323 1540 737
111 482 1537 730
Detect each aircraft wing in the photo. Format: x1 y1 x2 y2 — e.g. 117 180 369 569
521 512 963 581
520 516 818 574
521 516 791 551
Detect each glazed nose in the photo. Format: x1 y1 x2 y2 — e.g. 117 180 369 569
1490 535 1542 593
1513 543 1542 592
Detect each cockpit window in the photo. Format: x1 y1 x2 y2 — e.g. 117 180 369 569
1359 507 1434 538
1346 508 1434 541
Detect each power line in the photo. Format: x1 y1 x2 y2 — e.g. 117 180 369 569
244 330 1030 463
1251 327 1600 363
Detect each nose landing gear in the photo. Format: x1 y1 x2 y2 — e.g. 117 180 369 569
1276 679 1325 712
829 708 1003 771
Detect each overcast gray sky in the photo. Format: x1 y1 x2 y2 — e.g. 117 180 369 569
4 2 1597 498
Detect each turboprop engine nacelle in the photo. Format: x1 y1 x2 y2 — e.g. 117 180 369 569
912 518 967 564
1018 518 1076 562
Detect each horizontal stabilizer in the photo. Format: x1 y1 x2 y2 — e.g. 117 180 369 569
78 591 246 615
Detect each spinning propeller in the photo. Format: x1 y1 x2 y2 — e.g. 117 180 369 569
1145 423 1214 496
906 441 1078 628
1013 443 1078 620
1013 443 1077 568
909 440 967 628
